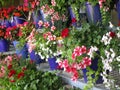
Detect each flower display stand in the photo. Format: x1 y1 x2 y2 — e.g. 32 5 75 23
37 63 108 90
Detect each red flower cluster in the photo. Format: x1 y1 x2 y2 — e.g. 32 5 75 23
13 5 29 17
8 69 16 77
58 60 79 81
61 28 69 38
72 18 77 23
72 46 87 60
17 72 25 79
58 46 92 81
7 64 12 70
0 6 15 19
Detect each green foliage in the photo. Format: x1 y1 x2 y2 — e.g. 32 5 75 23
0 0 15 7
0 55 64 90
74 23 108 48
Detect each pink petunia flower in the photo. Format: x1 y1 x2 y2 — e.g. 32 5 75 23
51 0 56 6
43 22 50 28
51 26 56 31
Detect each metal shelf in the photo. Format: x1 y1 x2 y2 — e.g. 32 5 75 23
37 63 108 90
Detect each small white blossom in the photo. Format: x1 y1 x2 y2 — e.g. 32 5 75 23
101 32 113 45
109 22 113 28
117 32 120 38
105 50 110 58
46 55 49 58
116 56 120 62
41 55 45 59
53 53 57 56
53 41 56 44
87 46 98 58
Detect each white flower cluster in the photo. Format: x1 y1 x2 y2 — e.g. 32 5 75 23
37 41 58 61
101 48 116 88
101 32 112 45
87 46 98 58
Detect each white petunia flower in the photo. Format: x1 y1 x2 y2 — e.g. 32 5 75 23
41 55 45 59
46 55 49 58
109 22 113 28
105 50 110 58
117 32 120 38
116 56 120 62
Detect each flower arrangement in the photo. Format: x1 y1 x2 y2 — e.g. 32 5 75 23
13 5 29 17
0 6 15 19
4 26 19 41
28 2 68 60
100 25 120 89
0 55 64 90
58 45 94 81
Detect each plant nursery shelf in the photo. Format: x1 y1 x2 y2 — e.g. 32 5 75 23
0 51 16 55
0 50 111 90
0 50 109 90
37 63 109 90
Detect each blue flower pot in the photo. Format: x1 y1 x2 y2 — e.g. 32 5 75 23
48 57 58 70
85 2 101 24
0 39 9 52
11 16 25 26
30 50 45 64
13 41 28 59
82 58 103 84
1 20 11 28
32 10 45 29
116 0 120 22
68 6 77 27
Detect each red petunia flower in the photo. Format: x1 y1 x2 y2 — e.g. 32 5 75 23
13 12 21 17
61 28 69 38
72 18 77 23
17 72 25 79
8 70 16 77
8 64 12 70
109 31 116 38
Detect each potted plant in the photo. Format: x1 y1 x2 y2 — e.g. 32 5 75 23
30 3 68 69
100 25 120 89
0 54 64 90
57 22 110 89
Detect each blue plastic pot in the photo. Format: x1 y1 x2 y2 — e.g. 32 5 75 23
13 41 28 59
68 6 77 27
11 16 25 26
30 50 45 64
32 10 45 29
0 39 9 52
1 20 11 28
116 0 120 23
85 2 101 24
48 57 58 70
82 57 103 84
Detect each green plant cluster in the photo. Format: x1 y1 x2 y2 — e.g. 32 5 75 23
0 55 63 90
